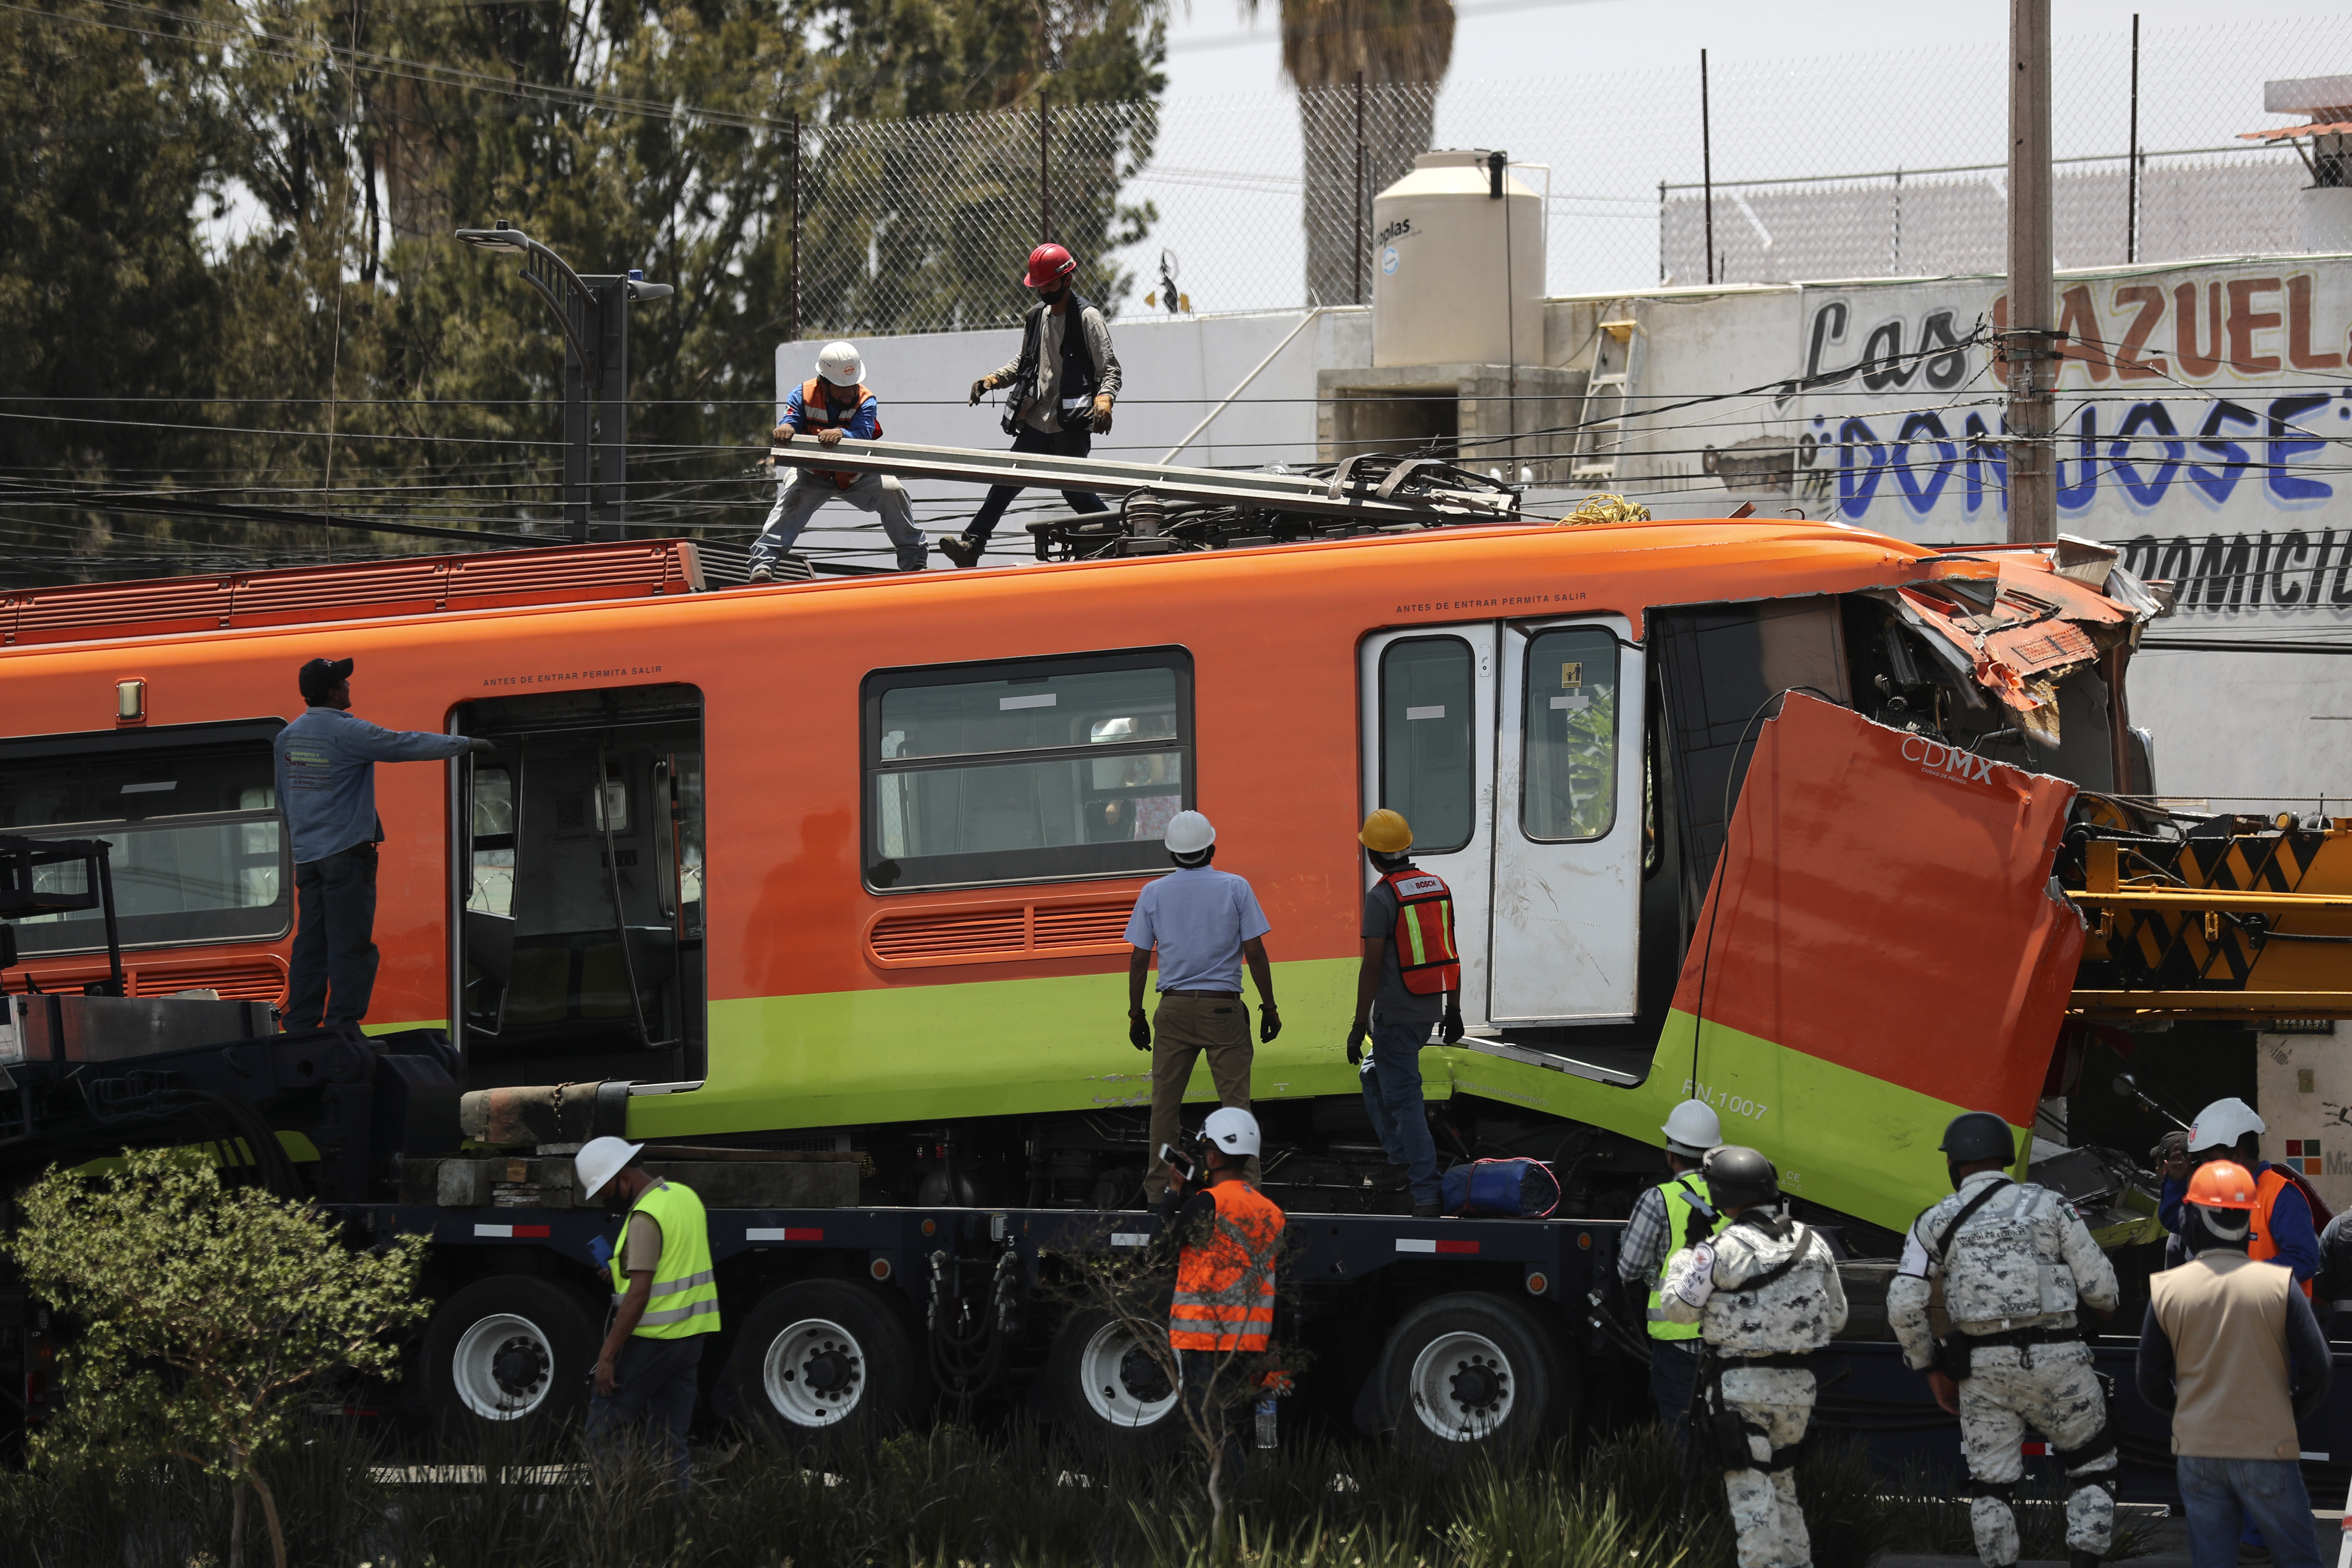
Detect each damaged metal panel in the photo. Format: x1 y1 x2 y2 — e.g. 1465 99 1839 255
1671 693 2084 1150
1880 541 2159 748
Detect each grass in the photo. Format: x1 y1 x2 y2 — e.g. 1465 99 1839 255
0 1415 2070 1568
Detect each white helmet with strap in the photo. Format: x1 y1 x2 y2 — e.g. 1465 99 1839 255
815 341 863 387
1204 1106 1261 1157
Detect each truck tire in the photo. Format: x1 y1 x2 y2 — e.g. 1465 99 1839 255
1376 1292 1572 1464
423 1275 598 1434
723 1280 919 1443
1043 1306 1184 1458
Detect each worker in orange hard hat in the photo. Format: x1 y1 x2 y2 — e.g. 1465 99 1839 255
2157 1097 2324 1298
1348 808 1464 1219
942 243 1121 568
2140 1159 2332 1568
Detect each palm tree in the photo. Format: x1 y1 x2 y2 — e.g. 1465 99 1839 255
1244 0 1455 305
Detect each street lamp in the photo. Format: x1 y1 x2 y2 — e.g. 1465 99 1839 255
455 219 675 543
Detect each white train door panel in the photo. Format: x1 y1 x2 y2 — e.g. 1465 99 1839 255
1358 626 1498 1025
1489 617 1646 1026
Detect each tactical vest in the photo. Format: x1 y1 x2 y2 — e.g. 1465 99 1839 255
1170 1179 1284 1352
1384 869 1461 995
797 377 879 489
2251 1167 2316 1299
1647 1174 1720 1341
610 1179 721 1339
1006 295 1100 433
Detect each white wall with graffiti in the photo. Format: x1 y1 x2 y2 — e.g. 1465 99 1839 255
1577 256 2352 807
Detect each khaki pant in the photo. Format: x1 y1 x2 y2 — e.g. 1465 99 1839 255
1143 993 1258 1200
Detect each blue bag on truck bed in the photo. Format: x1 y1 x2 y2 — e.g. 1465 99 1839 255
1440 1158 1560 1218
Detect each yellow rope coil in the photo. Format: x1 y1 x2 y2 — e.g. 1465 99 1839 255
1557 493 1651 526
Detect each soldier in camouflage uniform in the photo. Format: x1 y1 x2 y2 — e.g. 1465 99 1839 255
1661 1146 1849 1568
1888 1111 2120 1568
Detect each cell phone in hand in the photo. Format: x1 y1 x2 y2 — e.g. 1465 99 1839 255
1159 1141 1197 1186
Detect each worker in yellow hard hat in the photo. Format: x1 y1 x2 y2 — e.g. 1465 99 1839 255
1348 809 1464 1217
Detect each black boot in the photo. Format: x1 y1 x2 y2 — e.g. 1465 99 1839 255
2073 1551 2102 1568
939 534 981 568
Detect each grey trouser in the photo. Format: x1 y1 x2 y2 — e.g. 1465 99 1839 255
753 470 926 570
1718 1364 1816 1568
587 1334 703 1498
1143 993 1259 1200
1959 1342 2115 1566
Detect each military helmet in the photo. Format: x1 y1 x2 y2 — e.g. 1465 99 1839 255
1939 1111 2015 1167
1701 1145 1779 1209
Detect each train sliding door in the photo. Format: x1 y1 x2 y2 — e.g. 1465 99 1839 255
1358 628 1498 1022
449 683 705 1089
1359 617 1645 1031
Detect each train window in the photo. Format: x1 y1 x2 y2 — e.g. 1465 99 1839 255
0 722 291 955
1378 637 1476 854
863 648 1194 890
468 768 516 919
1520 626 1621 842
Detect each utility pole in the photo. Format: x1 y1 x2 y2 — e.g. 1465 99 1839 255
2005 0 2056 544
455 222 674 543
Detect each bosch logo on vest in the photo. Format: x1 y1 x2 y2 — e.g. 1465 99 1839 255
1899 732 1998 785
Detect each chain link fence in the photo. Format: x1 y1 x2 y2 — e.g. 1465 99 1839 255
788 13 2346 337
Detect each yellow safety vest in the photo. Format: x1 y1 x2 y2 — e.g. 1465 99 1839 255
1646 1174 1722 1342
610 1179 721 1339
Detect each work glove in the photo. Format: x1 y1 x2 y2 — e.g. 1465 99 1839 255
816 427 844 447
466 737 498 755
1440 1004 1465 1045
1129 1010 1151 1051
771 422 794 444
1258 1001 1281 1044
968 377 995 407
1090 394 1115 435
1345 1019 1369 1066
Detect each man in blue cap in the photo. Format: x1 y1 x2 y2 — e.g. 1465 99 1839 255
273 656 490 1029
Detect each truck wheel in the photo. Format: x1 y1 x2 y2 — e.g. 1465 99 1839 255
423 1275 597 1433
1044 1307 1183 1457
1377 1292 1571 1463
724 1280 918 1442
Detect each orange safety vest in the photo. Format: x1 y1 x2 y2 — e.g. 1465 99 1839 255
1169 1179 1284 1352
796 377 881 489
2251 1167 2316 1298
1384 869 1461 995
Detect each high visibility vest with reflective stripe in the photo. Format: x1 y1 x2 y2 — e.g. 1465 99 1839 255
798 377 880 489
1170 1179 1285 1352
1645 1175 1722 1341
1384 869 1461 995
610 1179 722 1338
2251 1167 2316 1300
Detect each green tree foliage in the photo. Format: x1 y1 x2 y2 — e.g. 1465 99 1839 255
0 0 1165 579
2 1149 427 1568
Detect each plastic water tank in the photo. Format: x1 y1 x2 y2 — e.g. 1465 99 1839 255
1372 150 1544 369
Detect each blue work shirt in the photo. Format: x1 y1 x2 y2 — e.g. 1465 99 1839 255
273 706 472 864
2160 1161 2321 1283
1123 867 1271 995
783 383 880 438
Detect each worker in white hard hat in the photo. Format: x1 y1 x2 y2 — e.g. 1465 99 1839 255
750 340 928 578
1159 1106 1285 1477
2161 1098 2322 1295
1123 809 1279 1202
574 1135 719 1496
1616 1098 1729 1436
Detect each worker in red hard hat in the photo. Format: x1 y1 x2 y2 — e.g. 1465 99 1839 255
2139 1159 2332 1568
941 242 1122 568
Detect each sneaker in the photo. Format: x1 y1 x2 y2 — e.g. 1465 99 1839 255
747 563 773 583
1411 1200 1441 1218
938 534 981 569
